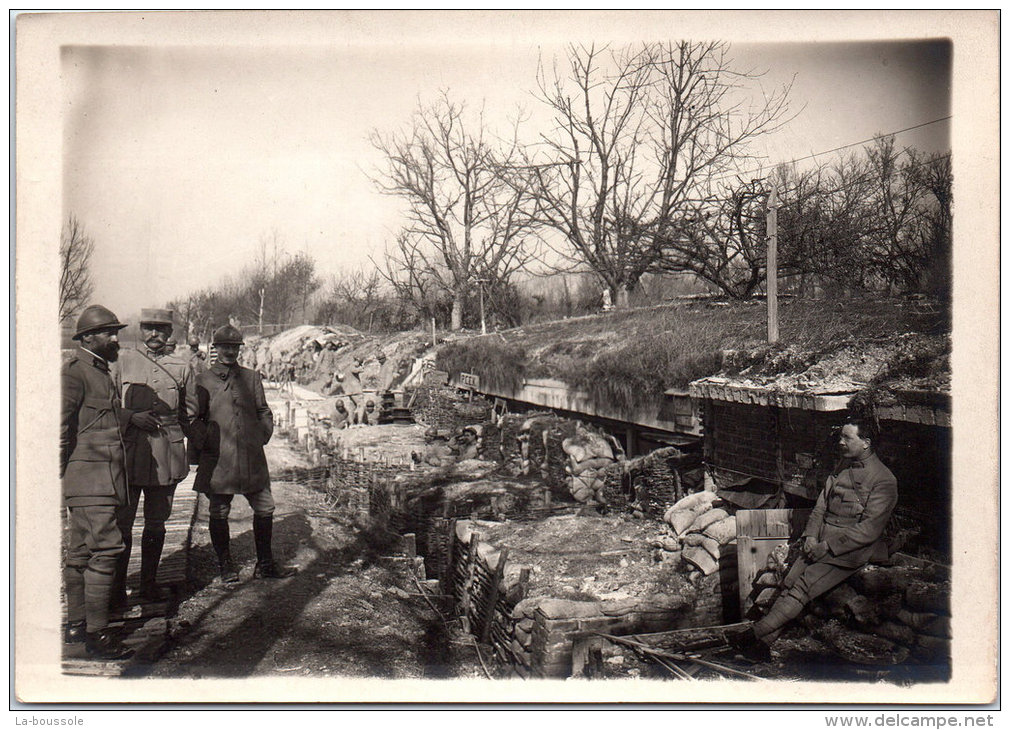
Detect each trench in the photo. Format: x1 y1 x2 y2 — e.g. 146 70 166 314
278 382 952 682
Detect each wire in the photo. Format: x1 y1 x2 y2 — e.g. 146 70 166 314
713 115 952 185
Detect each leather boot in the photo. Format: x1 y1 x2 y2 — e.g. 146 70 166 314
727 624 771 663
209 518 239 584
139 528 169 601
252 515 297 579
64 620 87 644
85 628 134 660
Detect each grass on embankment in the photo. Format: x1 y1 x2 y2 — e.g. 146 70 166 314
435 297 949 415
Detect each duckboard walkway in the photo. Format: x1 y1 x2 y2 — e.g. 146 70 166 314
61 473 200 676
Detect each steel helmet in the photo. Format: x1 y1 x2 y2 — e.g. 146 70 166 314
212 325 244 345
73 305 127 341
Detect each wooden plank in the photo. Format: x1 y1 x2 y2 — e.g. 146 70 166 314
479 547 508 645
736 509 810 616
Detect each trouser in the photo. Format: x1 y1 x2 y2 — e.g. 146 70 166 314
207 488 275 519
112 483 177 595
754 555 859 641
206 489 277 568
65 505 125 632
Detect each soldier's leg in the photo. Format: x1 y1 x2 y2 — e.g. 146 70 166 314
111 486 141 608
248 488 296 579
207 494 238 583
64 515 90 643
139 483 177 599
755 560 857 643
74 505 132 659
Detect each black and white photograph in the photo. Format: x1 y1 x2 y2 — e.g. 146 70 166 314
13 10 998 709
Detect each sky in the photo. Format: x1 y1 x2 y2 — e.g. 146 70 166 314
62 34 951 319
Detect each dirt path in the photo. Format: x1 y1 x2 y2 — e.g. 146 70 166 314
143 427 481 679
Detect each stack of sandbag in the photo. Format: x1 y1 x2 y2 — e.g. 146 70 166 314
792 559 951 667
662 490 737 576
562 427 619 505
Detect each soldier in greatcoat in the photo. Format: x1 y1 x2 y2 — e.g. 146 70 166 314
112 308 198 604
61 305 134 659
191 325 297 583
731 417 898 661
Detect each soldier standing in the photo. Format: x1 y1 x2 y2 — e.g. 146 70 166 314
61 305 133 659
186 335 206 371
112 308 198 604
192 325 297 583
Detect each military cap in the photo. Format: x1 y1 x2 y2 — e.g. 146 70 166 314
73 305 128 340
212 325 245 345
139 308 175 327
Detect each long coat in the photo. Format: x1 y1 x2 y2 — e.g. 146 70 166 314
192 362 273 495
802 451 898 569
115 348 198 487
61 350 130 508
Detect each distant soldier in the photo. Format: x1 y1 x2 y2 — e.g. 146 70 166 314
61 305 133 659
191 326 297 583
112 308 198 604
332 399 350 430
186 335 207 374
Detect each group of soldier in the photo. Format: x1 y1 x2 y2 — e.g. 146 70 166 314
61 305 296 660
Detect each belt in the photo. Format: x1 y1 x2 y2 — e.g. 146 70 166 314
825 514 860 527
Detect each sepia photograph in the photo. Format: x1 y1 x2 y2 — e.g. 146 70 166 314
13 10 999 708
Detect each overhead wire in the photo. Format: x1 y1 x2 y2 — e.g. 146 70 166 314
709 116 952 188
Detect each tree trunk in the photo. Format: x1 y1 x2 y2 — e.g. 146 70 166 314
615 285 631 309
451 296 463 331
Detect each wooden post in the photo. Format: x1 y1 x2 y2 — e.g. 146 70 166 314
480 547 508 644
403 533 417 559
767 183 779 344
460 533 481 634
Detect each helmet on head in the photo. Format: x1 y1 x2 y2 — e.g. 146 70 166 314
212 325 244 345
73 305 127 341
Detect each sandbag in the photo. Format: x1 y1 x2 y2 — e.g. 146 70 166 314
703 515 737 545
671 506 708 535
569 456 615 476
682 546 718 576
688 507 730 535
668 490 719 515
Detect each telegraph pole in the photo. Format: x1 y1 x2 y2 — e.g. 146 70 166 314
766 183 779 344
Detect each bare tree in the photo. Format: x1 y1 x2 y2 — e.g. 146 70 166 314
524 42 793 305
59 216 95 323
371 93 540 330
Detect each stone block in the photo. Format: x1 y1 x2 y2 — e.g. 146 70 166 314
536 599 602 620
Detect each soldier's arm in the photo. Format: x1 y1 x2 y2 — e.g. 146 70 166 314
179 362 199 437
60 366 83 477
802 482 828 540
824 473 898 557
254 372 273 444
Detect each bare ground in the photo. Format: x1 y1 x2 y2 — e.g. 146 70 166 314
140 431 483 680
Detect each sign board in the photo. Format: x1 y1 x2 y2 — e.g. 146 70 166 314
459 372 481 390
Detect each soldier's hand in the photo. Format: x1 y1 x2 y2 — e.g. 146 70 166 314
803 536 818 557
130 410 160 432
808 541 829 561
